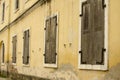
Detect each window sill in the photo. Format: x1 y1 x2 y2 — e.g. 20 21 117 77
12 63 17 66
78 64 108 71
1 63 5 66
14 8 19 13
44 64 57 68
1 21 4 24
23 64 30 67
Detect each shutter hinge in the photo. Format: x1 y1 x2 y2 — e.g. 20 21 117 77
55 53 57 55
79 51 82 54
44 28 46 30
56 23 58 26
79 14 83 17
102 0 106 9
103 4 106 9
43 54 45 56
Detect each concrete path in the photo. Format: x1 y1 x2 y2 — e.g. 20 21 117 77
0 78 9 80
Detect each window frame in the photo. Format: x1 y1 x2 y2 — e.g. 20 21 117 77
78 0 109 70
43 13 59 68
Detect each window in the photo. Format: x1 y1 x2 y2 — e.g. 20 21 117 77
2 42 5 63
23 30 30 65
79 0 108 70
2 2 5 22
15 0 19 10
44 15 58 67
12 35 17 63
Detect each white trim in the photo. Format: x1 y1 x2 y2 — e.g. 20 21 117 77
22 28 31 67
78 0 109 70
43 13 59 68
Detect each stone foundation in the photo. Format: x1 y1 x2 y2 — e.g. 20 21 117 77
9 73 50 80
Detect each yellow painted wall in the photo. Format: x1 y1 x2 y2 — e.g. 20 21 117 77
0 0 120 80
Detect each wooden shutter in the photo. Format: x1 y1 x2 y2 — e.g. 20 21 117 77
93 0 105 64
81 2 91 64
15 0 19 9
23 30 29 64
12 36 17 63
45 16 57 64
81 0 105 65
51 16 57 63
2 43 5 63
2 2 5 21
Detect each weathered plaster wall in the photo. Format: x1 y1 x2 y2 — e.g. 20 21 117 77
0 0 120 80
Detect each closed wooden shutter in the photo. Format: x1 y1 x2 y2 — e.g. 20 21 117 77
45 16 57 64
15 0 19 9
12 36 17 63
51 16 57 63
2 2 5 21
45 19 51 63
2 43 5 63
81 2 91 64
93 0 105 64
23 30 29 64
81 0 105 65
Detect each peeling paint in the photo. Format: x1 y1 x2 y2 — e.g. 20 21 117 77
48 64 79 80
104 63 120 80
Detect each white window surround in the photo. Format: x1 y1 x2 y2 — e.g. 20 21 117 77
43 13 59 68
78 0 109 70
22 28 31 67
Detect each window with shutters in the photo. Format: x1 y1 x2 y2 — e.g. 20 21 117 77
14 0 19 11
1 42 5 63
12 35 17 63
44 15 58 67
1 2 5 22
23 30 30 65
79 0 108 70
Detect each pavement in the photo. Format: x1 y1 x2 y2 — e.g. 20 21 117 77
0 78 9 80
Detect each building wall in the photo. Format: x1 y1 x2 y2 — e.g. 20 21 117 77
0 0 120 80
